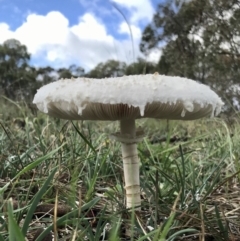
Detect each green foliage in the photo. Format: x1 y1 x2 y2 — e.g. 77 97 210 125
85 58 159 79
86 59 127 78
58 64 85 79
7 200 25 241
125 58 157 75
0 39 31 100
0 100 240 240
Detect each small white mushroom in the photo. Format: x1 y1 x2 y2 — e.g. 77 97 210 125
33 73 224 209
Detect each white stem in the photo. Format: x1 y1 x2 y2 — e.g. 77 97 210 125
120 119 141 209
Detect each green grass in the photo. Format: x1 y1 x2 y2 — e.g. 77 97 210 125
0 98 240 240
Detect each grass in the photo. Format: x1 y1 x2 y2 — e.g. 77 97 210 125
0 98 240 241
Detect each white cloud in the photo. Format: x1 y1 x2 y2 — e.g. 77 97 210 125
71 13 113 42
15 11 69 54
111 0 154 23
0 11 142 70
118 22 141 39
147 49 161 63
0 23 13 41
0 1 160 72
111 0 160 62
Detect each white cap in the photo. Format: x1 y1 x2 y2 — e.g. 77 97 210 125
33 73 223 120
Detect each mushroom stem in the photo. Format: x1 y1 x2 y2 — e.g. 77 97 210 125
120 119 141 209
120 119 136 137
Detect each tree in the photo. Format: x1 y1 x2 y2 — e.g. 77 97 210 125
125 58 157 75
0 39 33 99
86 60 126 78
36 66 56 85
58 64 84 79
140 0 240 111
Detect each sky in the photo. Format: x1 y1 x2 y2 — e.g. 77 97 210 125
0 0 162 72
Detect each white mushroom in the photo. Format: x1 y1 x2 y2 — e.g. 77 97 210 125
33 73 224 209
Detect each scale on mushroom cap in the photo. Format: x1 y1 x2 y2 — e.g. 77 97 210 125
33 72 224 209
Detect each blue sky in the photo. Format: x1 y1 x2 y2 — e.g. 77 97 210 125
0 0 161 71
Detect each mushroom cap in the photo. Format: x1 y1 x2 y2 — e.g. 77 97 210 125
33 73 223 121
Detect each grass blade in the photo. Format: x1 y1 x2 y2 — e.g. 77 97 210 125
168 228 197 241
0 145 64 196
35 197 100 241
21 167 58 236
214 204 228 239
7 199 25 241
71 121 96 153
15 145 64 179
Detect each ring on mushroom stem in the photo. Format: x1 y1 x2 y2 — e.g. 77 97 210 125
33 73 224 210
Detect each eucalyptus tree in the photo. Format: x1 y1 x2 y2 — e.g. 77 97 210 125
58 64 85 79
0 39 34 100
140 0 240 111
86 60 127 78
125 58 157 75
